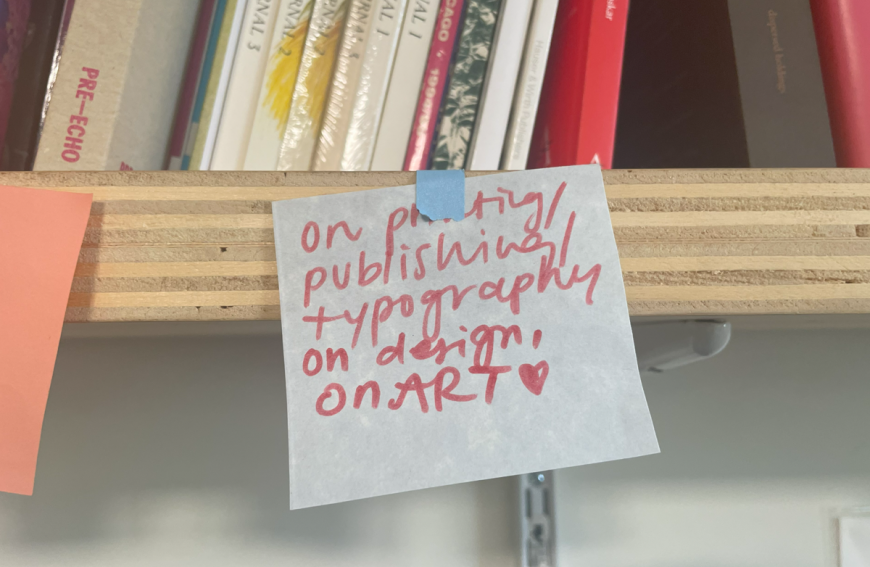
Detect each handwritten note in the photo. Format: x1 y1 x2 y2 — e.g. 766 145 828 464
273 166 658 509
0 185 92 495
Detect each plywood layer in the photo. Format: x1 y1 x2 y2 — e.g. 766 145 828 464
3 169 870 322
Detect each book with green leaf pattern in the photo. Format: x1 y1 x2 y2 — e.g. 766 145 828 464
430 0 502 170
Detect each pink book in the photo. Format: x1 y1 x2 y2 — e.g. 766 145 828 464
403 0 467 171
811 0 870 167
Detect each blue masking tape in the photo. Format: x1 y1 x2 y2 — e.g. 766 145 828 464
416 170 465 221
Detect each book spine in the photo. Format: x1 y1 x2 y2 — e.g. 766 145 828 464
728 0 835 168
312 0 375 171
811 0 870 167
192 0 246 171
182 0 232 170
339 0 409 170
612 0 751 169
34 0 144 170
403 0 466 170
466 0 532 171
167 0 219 171
431 0 502 169
528 0 627 170
105 1 202 171
2 0 63 171
210 0 280 171
277 0 349 171
526 0 590 171
36 0 76 158
500 0 558 170
244 0 314 170
572 0 629 169
431 0 503 170
369 0 440 171
0 0 32 156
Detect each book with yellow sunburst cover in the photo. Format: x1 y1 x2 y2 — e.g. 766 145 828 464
245 0 314 170
277 0 348 170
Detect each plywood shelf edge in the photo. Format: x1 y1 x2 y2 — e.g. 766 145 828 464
4 169 869 322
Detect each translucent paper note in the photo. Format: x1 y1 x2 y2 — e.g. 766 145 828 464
0 186 92 495
273 166 658 509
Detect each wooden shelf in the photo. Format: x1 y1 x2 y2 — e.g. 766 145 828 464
5 168 870 322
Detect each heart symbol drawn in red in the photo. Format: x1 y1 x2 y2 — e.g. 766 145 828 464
519 361 549 396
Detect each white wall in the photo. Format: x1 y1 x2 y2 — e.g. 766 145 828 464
557 326 870 567
0 323 869 565
0 326 516 567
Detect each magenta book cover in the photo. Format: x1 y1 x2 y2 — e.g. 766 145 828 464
403 0 466 171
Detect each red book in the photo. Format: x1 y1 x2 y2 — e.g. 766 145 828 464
528 0 629 170
403 0 467 171
811 0 870 167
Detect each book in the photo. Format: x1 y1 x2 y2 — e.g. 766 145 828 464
811 0 870 167
167 0 220 171
466 0 532 171
189 0 245 171
369 0 440 171
277 0 349 170
614 0 748 168
244 0 314 171
34 0 201 171
728 0 835 167
339 0 409 170
500 0 558 170
430 0 503 170
403 0 466 170
614 0 835 169
311 0 374 171
37 0 76 153
2 0 65 171
0 0 32 162
210 0 280 171
528 0 629 170
181 0 233 170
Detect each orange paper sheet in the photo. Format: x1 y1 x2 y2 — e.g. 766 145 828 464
0 186 92 495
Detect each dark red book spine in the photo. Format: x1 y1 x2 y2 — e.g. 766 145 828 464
528 0 629 170
0 0 33 154
811 0 870 167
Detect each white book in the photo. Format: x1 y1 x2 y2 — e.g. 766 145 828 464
277 0 348 171
369 0 439 171
198 0 248 171
244 0 313 170
501 0 558 170
211 0 281 170
312 0 376 171
467 0 534 171
339 0 409 171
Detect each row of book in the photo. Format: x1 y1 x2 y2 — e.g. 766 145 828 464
2 0 869 171
30 0 629 172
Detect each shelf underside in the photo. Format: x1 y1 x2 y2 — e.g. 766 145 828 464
5 168 870 322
